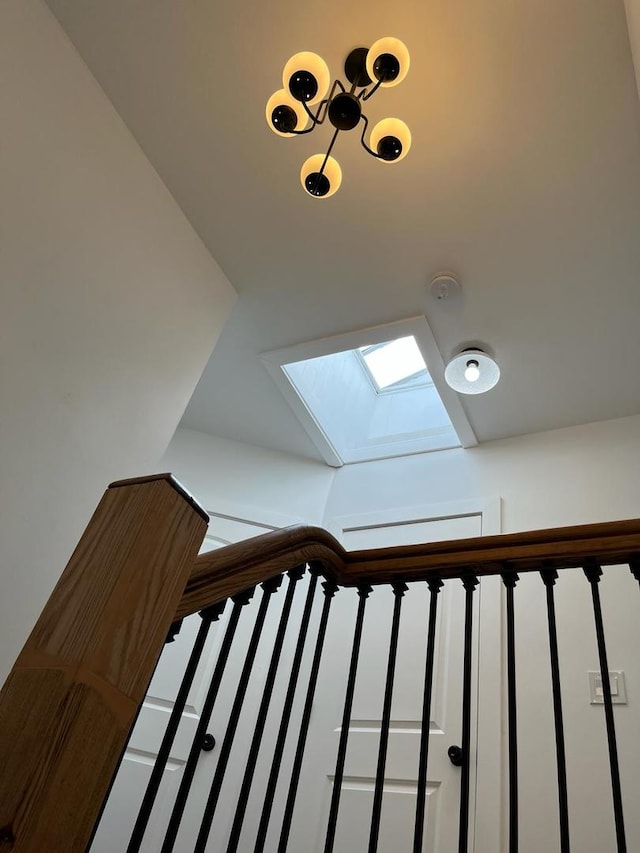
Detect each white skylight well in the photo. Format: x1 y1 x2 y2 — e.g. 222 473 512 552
358 336 431 392
261 318 477 467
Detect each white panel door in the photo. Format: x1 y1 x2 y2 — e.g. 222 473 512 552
284 510 483 853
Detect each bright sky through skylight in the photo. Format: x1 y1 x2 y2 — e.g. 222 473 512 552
360 336 427 389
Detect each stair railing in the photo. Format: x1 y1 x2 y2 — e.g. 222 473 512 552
1 473 639 852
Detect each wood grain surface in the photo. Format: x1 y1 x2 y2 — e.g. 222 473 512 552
177 518 640 618
0 475 207 852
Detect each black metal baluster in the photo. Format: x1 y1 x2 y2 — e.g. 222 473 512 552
367 582 407 853
458 574 478 853
413 577 443 853
254 566 321 853
630 557 640 589
226 567 305 852
541 569 570 853
583 561 627 852
502 570 519 853
277 578 338 853
161 587 255 853
324 584 372 853
165 618 184 644
193 575 283 853
127 602 226 853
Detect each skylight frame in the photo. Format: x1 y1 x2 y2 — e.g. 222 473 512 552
357 336 431 393
355 341 434 395
261 317 477 467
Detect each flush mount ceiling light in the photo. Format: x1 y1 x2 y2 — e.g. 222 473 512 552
266 38 411 198
445 348 500 395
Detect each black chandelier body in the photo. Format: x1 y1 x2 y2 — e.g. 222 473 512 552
266 38 411 198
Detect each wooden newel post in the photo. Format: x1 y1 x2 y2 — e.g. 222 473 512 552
0 474 208 852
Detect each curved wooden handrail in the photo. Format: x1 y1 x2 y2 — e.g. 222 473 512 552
176 517 640 619
176 525 345 619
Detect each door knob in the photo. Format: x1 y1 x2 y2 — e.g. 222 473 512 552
447 745 463 767
201 733 216 752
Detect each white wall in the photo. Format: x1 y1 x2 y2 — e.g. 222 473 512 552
0 0 236 681
324 413 640 533
162 416 640 542
161 427 335 526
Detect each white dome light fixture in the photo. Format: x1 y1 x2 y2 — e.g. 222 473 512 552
445 348 500 395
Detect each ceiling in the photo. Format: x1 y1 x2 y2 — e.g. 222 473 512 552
46 0 640 463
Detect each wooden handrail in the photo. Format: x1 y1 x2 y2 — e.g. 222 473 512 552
177 517 640 618
176 525 344 618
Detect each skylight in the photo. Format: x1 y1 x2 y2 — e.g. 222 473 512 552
359 336 430 392
261 318 477 467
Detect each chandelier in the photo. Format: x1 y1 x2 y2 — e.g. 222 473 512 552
266 38 411 198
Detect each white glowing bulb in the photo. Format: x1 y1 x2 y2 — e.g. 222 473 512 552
464 360 480 382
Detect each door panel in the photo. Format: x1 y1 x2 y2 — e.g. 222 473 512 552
297 511 481 853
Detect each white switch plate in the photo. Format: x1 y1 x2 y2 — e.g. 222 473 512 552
589 670 627 705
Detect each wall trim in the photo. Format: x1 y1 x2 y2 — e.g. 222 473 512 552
204 500 304 534
326 496 501 543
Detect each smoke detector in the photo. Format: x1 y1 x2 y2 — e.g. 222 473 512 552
429 273 461 302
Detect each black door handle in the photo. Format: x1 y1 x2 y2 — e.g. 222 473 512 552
201 733 216 752
448 745 463 767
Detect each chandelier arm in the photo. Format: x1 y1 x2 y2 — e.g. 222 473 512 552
319 127 340 173
301 101 323 126
310 127 340 195
358 113 383 160
286 123 319 137
361 78 384 102
302 79 343 127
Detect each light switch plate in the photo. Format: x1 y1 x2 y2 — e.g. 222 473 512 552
589 670 627 705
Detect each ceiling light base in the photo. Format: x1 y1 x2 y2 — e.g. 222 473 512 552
344 47 373 87
328 92 362 130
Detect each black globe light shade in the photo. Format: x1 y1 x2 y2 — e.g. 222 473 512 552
266 39 411 197
304 171 331 197
365 37 410 87
288 70 318 102
265 89 308 137
300 154 342 199
282 52 331 105
272 104 298 134
377 134 402 160
370 118 411 164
